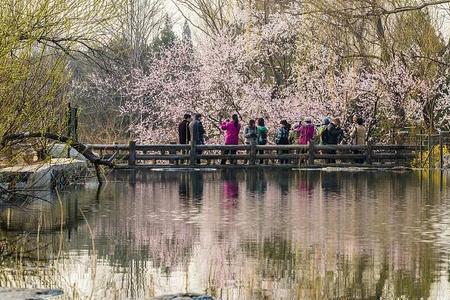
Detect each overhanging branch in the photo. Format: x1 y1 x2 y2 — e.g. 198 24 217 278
1 132 115 168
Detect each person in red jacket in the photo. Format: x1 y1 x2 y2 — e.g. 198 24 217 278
220 114 241 165
297 117 316 145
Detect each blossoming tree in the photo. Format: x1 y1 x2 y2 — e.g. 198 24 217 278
108 6 450 144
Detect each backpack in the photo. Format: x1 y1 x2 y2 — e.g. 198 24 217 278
289 130 299 144
276 128 289 145
258 127 268 145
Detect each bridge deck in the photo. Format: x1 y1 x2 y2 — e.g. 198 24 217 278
86 143 425 169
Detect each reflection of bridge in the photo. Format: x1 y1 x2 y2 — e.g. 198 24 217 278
87 143 428 169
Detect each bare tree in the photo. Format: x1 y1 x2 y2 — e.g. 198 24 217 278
172 0 232 35
107 0 165 67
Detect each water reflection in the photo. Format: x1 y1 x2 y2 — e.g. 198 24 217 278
179 172 204 208
246 170 267 196
1 170 450 299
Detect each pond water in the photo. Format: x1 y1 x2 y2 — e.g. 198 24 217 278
1 169 450 299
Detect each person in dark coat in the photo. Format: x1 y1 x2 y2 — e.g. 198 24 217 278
276 120 291 164
319 117 331 145
325 118 344 163
189 113 206 164
178 113 192 144
326 118 344 145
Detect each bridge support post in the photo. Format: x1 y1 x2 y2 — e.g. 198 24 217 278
190 139 197 166
439 132 444 169
128 141 136 166
366 142 373 165
428 133 432 170
308 141 315 165
250 144 256 165
419 132 423 167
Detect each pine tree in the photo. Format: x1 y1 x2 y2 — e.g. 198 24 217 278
182 20 192 45
152 14 176 52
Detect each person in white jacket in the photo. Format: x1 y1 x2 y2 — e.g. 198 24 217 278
350 115 367 164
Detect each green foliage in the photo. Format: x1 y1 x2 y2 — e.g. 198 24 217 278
393 10 444 78
411 145 449 168
182 20 193 46
0 0 121 162
152 14 177 52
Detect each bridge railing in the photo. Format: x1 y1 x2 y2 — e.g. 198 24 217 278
86 142 419 168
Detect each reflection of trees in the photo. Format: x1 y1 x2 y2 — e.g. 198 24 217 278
226 170 445 299
90 172 203 270
1 170 449 299
238 238 439 299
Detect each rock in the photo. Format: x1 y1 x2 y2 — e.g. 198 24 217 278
154 294 214 300
0 158 88 190
48 143 88 161
0 288 63 299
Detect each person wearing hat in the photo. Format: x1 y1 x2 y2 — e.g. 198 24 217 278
275 120 291 164
293 117 315 164
325 117 344 163
298 117 316 145
318 117 330 145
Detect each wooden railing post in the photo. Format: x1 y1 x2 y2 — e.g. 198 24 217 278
428 133 432 170
366 142 373 165
250 144 256 165
308 141 315 165
439 131 444 169
190 139 197 165
419 133 423 167
128 141 136 166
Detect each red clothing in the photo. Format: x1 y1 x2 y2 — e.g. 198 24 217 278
298 124 315 145
220 121 241 145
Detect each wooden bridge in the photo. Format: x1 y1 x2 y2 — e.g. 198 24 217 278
86 141 430 169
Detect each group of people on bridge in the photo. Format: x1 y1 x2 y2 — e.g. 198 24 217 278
178 113 367 164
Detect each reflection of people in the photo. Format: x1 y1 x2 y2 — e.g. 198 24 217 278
191 172 204 204
298 172 316 194
222 171 239 209
178 172 204 208
246 170 267 196
178 173 189 201
321 172 339 195
224 179 239 200
277 170 290 195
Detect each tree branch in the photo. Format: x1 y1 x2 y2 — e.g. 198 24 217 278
1 132 115 168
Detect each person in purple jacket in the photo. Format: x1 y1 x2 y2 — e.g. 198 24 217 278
297 117 316 145
220 114 241 165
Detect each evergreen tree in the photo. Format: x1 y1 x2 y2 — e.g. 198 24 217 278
182 20 192 46
152 14 176 52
